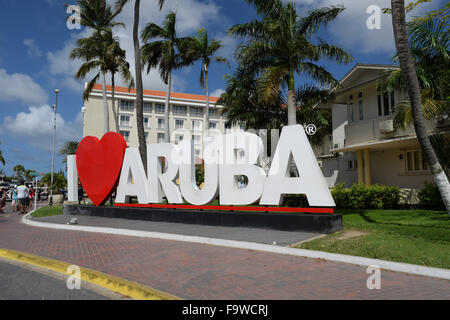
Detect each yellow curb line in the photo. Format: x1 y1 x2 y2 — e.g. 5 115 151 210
0 248 181 300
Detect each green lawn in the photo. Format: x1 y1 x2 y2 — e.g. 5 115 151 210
32 206 63 218
297 209 450 269
31 205 449 269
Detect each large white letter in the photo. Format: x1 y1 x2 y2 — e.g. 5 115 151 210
116 148 150 204
217 132 266 205
260 125 335 207
178 139 219 205
67 155 78 202
147 143 183 204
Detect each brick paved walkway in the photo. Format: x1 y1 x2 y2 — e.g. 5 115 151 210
0 206 448 299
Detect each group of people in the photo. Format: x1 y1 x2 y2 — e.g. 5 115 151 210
0 181 35 215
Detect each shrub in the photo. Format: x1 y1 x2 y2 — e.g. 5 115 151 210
418 181 445 210
283 194 309 207
331 183 400 209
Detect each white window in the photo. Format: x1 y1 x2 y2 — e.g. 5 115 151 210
119 131 130 142
192 120 203 132
192 135 201 145
406 150 429 172
190 107 204 117
120 115 132 127
175 119 185 130
157 118 165 129
209 108 218 118
349 103 354 122
155 103 165 114
172 105 187 115
157 133 165 143
209 122 218 130
358 100 364 121
378 91 395 117
194 149 201 157
144 116 151 128
143 102 152 113
120 100 134 112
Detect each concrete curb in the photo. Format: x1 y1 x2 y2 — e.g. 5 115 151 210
0 247 181 300
23 211 450 281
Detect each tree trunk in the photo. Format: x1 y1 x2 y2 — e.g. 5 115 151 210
164 70 172 143
287 69 296 126
133 0 147 173
111 73 119 132
205 65 210 136
101 71 110 133
391 0 450 214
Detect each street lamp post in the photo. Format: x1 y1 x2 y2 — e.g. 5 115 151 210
49 89 60 206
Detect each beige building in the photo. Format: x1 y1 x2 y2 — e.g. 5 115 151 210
318 64 450 192
83 84 233 158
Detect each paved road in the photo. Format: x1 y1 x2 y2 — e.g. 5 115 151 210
0 205 449 299
0 260 109 300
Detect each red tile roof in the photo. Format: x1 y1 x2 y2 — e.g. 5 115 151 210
92 84 220 103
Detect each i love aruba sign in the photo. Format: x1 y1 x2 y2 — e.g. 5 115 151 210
72 125 335 210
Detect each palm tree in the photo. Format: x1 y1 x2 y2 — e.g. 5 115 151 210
24 170 37 182
228 0 352 126
72 0 127 133
141 11 195 143
391 0 450 214
58 141 80 164
13 165 25 180
218 66 333 146
114 0 166 172
380 15 449 130
187 28 228 133
72 30 133 133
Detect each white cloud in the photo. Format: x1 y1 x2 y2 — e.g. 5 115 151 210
292 0 443 54
23 39 42 58
46 0 223 95
0 69 48 105
211 88 224 97
1 105 83 152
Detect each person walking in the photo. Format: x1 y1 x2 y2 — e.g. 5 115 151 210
16 181 29 214
11 187 18 212
28 186 35 211
0 188 6 214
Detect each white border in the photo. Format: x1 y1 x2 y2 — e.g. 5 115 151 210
23 211 450 280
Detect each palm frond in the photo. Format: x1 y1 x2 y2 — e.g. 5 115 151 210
298 5 345 35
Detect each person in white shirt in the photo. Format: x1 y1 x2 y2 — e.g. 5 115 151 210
16 181 29 214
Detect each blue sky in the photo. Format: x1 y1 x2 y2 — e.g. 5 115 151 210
0 0 444 176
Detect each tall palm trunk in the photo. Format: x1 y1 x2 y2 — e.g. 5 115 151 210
204 64 210 136
101 71 110 133
391 0 450 214
133 0 147 172
164 70 172 143
111 73 119 132
287 69 296 126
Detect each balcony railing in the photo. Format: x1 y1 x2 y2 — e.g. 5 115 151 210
344 117 437 146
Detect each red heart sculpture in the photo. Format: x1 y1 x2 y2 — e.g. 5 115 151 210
77 132 127 206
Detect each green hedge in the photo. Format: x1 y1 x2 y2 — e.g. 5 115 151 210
418 181 445 210
331 183 400 209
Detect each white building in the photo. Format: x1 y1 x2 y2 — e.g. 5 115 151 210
83 84 233 159
317 64 449 197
